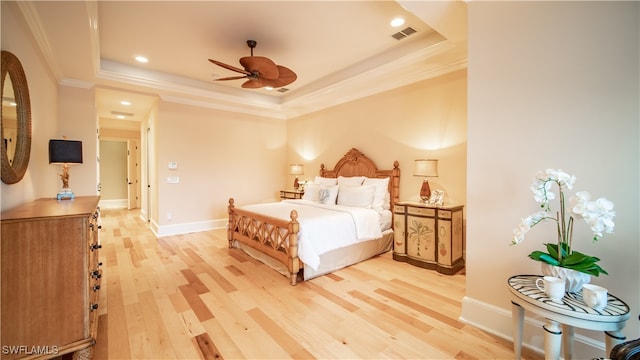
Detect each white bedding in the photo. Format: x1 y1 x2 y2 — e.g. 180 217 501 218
238 199 385 270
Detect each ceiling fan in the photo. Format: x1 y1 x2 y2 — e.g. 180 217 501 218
209 40 297 89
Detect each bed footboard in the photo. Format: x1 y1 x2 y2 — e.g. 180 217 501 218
228 198 301 285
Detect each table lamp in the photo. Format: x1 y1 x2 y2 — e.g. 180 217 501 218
289 164 304 189
49 139 83 200
414 159 438 202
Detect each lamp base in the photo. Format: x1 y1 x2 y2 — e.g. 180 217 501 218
57 188 75 200
419 179 431 203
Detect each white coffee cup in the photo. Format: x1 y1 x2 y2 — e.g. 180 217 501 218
582 284 608 310
536 276 565 303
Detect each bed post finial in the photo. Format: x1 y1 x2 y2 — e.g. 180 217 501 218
288 210 300 285
392 161 400 206
228 198 235 248
320 163 326 176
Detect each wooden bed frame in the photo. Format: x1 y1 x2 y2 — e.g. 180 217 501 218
227 148 400 285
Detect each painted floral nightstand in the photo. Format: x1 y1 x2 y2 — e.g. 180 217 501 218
392 201 464 274
280 189 304 200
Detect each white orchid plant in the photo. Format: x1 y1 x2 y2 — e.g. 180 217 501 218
511 169 616 276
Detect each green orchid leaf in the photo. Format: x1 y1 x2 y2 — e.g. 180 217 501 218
545 243 559 259
539 253 561 266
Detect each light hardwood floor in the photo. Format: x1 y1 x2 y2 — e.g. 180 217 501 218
92 208 542 360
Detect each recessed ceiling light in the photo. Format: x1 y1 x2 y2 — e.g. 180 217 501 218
264 86 274 91
117 115 125 119
135 56 148 63
121 100 131 106
390 17 405 27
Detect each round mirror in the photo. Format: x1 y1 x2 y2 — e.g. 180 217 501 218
1 50 31 184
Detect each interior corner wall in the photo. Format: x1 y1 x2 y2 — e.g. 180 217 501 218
286 69 468 208
465 1 639 357
1 1 59 211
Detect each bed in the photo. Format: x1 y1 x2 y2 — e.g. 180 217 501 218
227 148 400 285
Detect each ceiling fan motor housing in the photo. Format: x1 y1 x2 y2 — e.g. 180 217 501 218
209 39 297 89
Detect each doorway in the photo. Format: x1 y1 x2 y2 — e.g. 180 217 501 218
99 139 141 209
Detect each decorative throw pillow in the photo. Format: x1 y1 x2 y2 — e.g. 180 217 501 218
314 176 338 186
318 185 339 205
337 176 366 187
337 185 375 208
363 177 390 212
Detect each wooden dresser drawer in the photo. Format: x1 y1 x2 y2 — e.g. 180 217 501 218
407 206 435 217
438 210 452 219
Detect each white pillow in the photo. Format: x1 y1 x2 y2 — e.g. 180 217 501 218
314 176 337 186
302 183 321 202
318 185 339 205
337 176 366 187
363 177 390 211
337 185 375 208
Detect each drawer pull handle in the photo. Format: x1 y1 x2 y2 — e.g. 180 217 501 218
91 270 102 279
91 243 102 251
93 285 101 291
90 304 99 311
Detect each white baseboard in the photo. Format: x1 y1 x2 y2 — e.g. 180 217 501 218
460 296 608 359
99 199 128 209
154 218 227 237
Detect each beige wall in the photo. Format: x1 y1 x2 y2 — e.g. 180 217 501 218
57 85 99 197
465 1 639 356
287 69 467 207
1 1 60 211
152 100 287 235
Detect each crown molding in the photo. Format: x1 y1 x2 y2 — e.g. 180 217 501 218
16 2 63 81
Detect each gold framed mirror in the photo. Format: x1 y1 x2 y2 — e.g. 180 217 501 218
1 50 32 184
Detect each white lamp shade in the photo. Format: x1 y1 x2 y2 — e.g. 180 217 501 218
289 164 304 175
414 159 438 177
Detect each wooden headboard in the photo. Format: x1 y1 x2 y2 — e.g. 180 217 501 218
319 148 400 209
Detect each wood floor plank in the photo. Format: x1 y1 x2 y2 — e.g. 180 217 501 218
91 208 543 360
194 333 224 360
246 307 315 359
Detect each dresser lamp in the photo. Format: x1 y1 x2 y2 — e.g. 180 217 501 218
289 164 304 189
414 159 438 202
49 139 83 200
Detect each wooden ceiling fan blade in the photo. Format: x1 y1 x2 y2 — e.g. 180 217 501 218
260 65 297 88
208 59 251 75
240 56 279 80
215 76 247 81
241 79 265 89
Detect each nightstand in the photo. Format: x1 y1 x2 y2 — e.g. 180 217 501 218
393 201 464 274
280 189 304 199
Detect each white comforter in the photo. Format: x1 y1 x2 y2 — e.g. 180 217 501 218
239 199 383 270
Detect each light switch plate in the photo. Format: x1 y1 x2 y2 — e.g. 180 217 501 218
166 176 179 184
168 162 178 169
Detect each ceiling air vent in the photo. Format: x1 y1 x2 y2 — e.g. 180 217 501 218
277 88 290 93
391 26 417 40
111 111 134 117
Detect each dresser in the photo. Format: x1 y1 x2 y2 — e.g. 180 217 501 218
1 196 102 360
392 201 464 274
